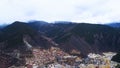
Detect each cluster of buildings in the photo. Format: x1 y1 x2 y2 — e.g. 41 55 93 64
77 52 118 68
24 47 70 68
39 52 118 68
7 47 119 68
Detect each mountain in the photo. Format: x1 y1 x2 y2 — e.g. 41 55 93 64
107 23 120 28
28 21 77 38
0 21 56 50
1 21 120 66
0 21 57 67
54 23 120 56
28 22 120 56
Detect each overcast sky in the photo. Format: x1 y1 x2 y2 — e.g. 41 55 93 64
0 0 120 24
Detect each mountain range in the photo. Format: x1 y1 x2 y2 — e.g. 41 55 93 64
106 22 120 28
29 21 120 55
0 21 120 55
0 21 120 66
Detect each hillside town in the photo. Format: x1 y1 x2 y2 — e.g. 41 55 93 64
7 46 119 68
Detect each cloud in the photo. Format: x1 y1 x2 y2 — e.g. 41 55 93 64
0 0 120 24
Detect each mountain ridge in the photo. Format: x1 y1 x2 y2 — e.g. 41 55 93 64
27 21 120 56
0 21 120 56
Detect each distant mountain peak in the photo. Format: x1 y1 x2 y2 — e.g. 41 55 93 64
107 22 120 28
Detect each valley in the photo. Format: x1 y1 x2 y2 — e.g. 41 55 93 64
0 21 120 68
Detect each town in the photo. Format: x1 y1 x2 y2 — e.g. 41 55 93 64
7 46 118 68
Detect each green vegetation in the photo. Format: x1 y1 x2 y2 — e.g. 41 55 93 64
53 23 120 45
115 64 120 68
112 52 120 63
71 23 119 44
0 21 37 48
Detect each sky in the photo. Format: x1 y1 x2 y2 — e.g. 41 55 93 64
0 0 120 24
